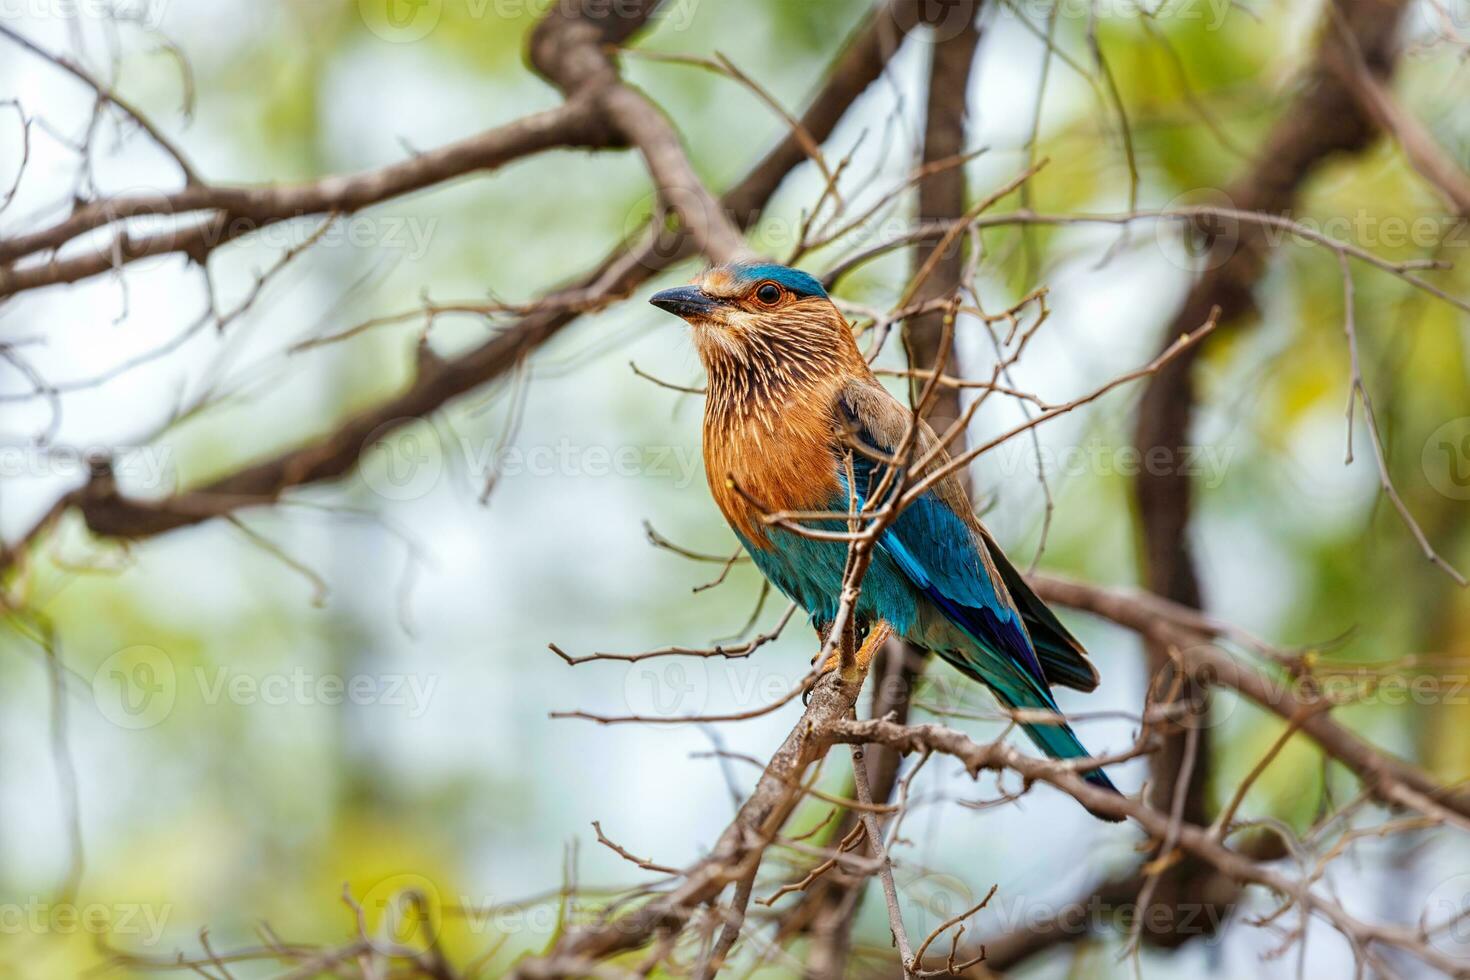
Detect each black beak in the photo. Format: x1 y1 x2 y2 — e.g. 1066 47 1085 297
649 285 719 320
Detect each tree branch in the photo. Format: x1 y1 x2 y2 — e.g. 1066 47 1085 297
1128 0 1410 949
3 0 916 571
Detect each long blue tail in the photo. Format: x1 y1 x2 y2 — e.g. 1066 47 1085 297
989 686 1125 822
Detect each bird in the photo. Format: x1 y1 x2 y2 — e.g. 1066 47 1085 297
649 260 1121 816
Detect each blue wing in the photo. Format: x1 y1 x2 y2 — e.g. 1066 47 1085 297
834 384 1120 804
835 385 1098 691
878 483 1049 686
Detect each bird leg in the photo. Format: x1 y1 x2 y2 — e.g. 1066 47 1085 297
814 619 894 684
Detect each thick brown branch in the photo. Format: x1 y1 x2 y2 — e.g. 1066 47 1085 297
5 0 913 568
1029 573 1470 823
600 84 748 264
0 99 616 280
1128 0 1410 949
825 716 1470 978
1328 9 1470 219
1 0 670 297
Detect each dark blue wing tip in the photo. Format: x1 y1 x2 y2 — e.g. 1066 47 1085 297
946 591 1050 691
1083 768 1126 822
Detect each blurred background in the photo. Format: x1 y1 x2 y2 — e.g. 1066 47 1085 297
2 0 1469 976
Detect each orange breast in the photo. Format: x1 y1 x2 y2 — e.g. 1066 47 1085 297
703 382 844 545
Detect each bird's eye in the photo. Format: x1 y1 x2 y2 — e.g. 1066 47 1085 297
754 282 783 305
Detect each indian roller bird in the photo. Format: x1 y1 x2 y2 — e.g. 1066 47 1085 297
650 261 1121 814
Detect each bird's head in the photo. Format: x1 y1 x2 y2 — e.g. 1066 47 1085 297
649 262 865 391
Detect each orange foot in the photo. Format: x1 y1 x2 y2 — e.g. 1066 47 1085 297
814 620 895 683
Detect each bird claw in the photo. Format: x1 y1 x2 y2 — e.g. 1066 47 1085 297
809 621 894 693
